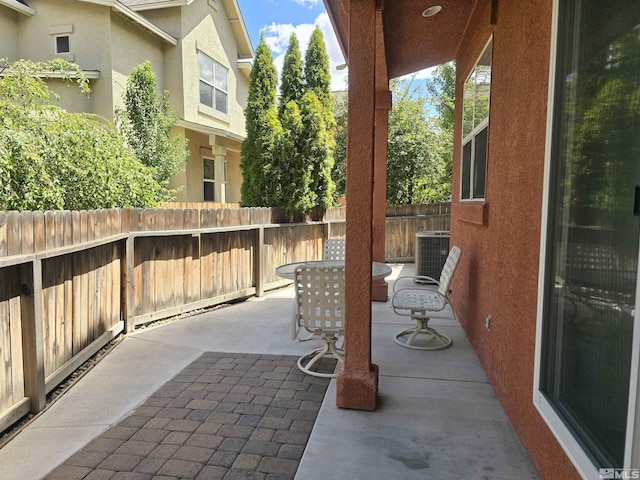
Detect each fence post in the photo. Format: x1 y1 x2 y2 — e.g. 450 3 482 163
255 226 264 297
20 260 46 413
124 236 136 333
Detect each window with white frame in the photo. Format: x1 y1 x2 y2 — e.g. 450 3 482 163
461 39 492 200
203 158 215 202
198 52 228 114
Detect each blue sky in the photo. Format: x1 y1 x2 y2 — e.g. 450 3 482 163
235 0 434 92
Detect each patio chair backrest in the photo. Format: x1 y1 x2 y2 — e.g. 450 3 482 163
438 246 462 296
324 237 346 261
294 265 345 332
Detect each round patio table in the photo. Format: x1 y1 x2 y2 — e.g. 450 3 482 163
275 259 392 280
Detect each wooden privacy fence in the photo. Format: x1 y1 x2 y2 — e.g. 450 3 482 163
0 203 448 434
385 203 451 261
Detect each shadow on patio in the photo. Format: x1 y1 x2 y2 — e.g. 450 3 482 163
0 264 538 480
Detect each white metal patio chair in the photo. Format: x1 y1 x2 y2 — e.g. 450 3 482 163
294 264 345 377
324 237 345 260
391 246 462 350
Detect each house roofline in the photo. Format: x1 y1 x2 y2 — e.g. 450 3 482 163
0 0 36 15
124 0 193 11
126 0 253 58
221 0 253 58
78 0 178 45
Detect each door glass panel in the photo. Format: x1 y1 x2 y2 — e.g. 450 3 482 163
542 0 640 468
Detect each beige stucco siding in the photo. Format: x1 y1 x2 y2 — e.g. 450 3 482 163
225 149 242 204
110 12 166 117
0 7 19 60
4 0 114 118
12 0 110 66
180 0 248 138
139 7 185 117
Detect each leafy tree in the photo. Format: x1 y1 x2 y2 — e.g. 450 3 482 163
277 101 314 220
331 68 455 205
241 34 280 206
0 58 161 211
386 78 450 204
426 62 455 132
117 61 187 196
279 33 304 116
302 28 336 210
424 62 455 201
300 91 335 210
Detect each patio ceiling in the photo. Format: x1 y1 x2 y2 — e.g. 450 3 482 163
325 0 474 79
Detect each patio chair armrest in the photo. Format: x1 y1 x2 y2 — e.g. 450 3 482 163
393 275 440 292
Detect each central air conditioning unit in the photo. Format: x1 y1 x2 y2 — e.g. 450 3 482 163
415 231 450 282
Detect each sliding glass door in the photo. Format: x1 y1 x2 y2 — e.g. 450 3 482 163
541 0 640 469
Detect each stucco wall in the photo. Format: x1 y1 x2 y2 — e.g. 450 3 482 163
110 12 165 117
179 0 248 138
225 149 242 204
5 0 113 118
450 0 580 478
135 7 185 116
0 7 19 60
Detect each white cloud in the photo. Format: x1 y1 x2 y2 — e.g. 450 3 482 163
292 0 322 8
262 12 347 92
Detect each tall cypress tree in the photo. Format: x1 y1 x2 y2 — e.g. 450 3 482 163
304 27 333 120
279 33 304 116
240 34 280 206
277 100 315 220
303 28 336 210
300 91 335 210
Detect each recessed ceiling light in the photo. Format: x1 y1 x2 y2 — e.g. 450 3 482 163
422 5 443 17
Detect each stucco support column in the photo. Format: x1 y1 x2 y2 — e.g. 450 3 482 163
336 0 378 411
372 90 391 302
211 145 227 203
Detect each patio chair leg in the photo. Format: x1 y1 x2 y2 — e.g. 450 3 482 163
297 334 344 378
394 318 452 351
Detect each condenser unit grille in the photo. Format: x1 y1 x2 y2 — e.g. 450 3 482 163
415 231 450 282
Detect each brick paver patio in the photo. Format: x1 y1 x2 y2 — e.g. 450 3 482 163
44 352 335 480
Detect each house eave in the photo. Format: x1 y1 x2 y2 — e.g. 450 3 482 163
177 119 245 143
78 0 178 45
0 0 36 16
124 0 193 11
237 58 252 78
221 0 253 58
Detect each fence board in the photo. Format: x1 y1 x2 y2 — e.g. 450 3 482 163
8 267 24 407
0 212 6 258
0 269 12 410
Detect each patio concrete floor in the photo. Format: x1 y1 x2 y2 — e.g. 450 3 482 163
0 264 539 480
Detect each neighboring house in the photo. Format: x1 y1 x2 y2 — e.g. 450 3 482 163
0 0 253 204
324 0 640 479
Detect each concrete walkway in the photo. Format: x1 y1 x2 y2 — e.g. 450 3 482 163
0 264 539 480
